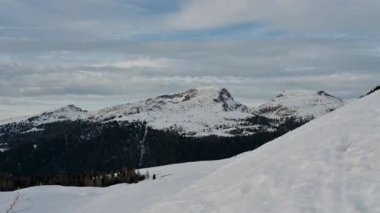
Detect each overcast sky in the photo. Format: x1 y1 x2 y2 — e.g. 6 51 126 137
0 0 379 119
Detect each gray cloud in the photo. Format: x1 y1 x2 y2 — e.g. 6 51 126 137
171 0 380 34
0 1 379 119
1 38 379 119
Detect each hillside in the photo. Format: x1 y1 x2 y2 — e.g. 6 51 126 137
145 90 380 212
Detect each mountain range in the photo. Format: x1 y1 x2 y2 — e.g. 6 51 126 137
0 87 344 176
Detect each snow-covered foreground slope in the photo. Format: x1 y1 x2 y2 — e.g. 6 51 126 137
0 159 230 213
145 90 380 213
1 90 379 213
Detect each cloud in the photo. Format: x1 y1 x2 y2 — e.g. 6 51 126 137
1 0 379 42
0 1 379 119
93 57 175 69
0 39 378 104
170 0 380 33
0 0 170 41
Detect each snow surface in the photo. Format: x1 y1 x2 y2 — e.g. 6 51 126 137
1 90 379 212
145 90 380 213
0 160 229 213
255 90 344 120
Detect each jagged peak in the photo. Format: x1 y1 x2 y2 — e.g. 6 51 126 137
153 86 230 102
94 86 250 132
142 87 240 111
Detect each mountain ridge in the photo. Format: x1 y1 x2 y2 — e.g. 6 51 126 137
0 86 346 178
0 87 344 137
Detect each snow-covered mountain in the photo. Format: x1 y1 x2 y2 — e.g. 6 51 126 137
0 87 345 137
1 89 378 213
93 87 254 136
0 87 262 137
254 90 344 120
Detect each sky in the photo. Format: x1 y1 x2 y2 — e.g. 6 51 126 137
0 0 379 119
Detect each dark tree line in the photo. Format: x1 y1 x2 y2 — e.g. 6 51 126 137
361 85 380 97
0 115 308 191
0 168 150 191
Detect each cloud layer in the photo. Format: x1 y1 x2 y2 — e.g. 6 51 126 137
171 0 380 33
0 0 379 119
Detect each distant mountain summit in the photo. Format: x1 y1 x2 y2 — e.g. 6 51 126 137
27 104 88 125
94 87 252 136
254 90 344 121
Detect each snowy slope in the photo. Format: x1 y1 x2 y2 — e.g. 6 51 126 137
255 90 344 120
144 90 380 213
0 159 230 213
1 90 379 213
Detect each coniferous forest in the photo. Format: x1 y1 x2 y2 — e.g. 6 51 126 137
0 117 307 191
0 168 150 191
